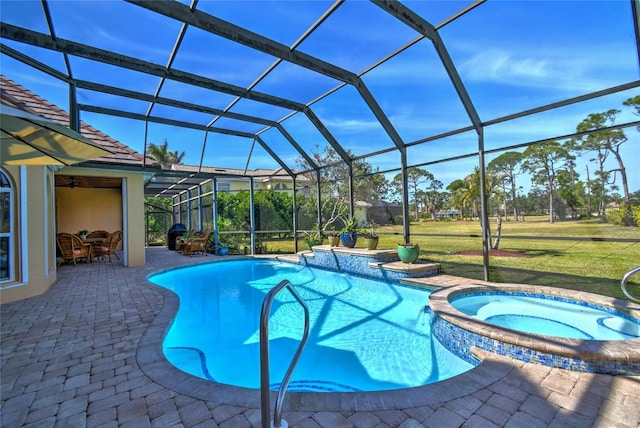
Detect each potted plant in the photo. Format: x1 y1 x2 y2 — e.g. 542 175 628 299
326 228 340 247
361 221 379 250
78 229 89 240
340 215 359 248
214 237 229 256
303 227 324 250
397 242 420 263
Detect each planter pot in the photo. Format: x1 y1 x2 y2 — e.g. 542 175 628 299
217 247 229 256
340 231 358 248
397 244 420 263
327 235 340 247
364 236 379 250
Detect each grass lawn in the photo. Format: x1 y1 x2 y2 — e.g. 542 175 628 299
266 216 640 301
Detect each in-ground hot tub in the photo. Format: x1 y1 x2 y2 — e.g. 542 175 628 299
429 284 640 375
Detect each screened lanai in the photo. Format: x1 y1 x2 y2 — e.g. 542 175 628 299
1 0 639 285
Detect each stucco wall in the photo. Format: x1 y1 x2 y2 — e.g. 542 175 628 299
56 187 123 238
0 165 57 304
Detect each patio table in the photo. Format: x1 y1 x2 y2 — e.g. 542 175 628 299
82 237 106 261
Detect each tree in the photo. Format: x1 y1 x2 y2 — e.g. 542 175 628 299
573 109 635 226
522 141 569 223
418 189 447 219
557 169 585 220
449 167 505 248
488 151 523 221
391 167 441 221
147 139 186 168
446 179 469 219
144 196 172 243
296 145 389 229
623 95 640 131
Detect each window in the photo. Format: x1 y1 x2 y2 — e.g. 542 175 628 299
217 182 231 192
0 170 13 282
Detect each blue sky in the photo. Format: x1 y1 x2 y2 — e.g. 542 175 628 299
1 0 639 193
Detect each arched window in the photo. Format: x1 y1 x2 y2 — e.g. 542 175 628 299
0 170 14 282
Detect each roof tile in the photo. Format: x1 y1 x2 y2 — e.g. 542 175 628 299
0 75 151 167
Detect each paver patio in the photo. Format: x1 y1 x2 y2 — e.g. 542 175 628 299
1 247 639 427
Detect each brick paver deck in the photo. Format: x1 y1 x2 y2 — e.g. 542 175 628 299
2 247 639 427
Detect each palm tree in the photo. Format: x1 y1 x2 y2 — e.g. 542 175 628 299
446 179 469 219
147 139 185 169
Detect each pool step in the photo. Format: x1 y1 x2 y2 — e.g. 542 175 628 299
369 260 440 274
276 254 303 264
294 246 441 281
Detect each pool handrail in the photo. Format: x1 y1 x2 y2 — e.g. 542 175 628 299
260 279 310 428
621 266 640 302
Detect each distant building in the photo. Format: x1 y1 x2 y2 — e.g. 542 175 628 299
169 164 311 196
434 209 461 219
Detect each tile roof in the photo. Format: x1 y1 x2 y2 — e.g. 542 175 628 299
171 163 310 181
0 75 151 167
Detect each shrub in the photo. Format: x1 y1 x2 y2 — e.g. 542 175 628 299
605 206 640 226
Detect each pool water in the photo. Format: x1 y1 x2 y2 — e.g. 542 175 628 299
149 259 474 392
451 292 640 340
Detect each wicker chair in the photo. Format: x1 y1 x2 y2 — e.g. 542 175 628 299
176 228 200 254
175 228 197 254
87 230 109 239
87 230 110 259
56 233 92 265
99 230 122 262
182 228 211 257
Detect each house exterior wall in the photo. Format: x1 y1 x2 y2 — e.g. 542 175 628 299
355 206 368 226
0 166 57 304
218 177 296 195
229 179 251 192
124 173 146 267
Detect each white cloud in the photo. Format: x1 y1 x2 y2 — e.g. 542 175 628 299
321 117 383 133
457 42 634 93
462 50 551 81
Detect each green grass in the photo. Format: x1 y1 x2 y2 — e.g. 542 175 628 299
265 216 640 300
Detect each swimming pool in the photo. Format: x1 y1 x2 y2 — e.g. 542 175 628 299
148 259 473 392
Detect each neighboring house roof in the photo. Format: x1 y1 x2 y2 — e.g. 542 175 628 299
171 163 311 182
0 75 150 167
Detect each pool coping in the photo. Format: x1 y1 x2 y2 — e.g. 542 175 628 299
429 283 640 365
136 256 514 412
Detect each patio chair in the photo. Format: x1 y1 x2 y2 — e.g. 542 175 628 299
86 230 110 258
56 232 92 265
176 228 198 254
87 230 109 239
99 230 122 262
182 228 211 257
